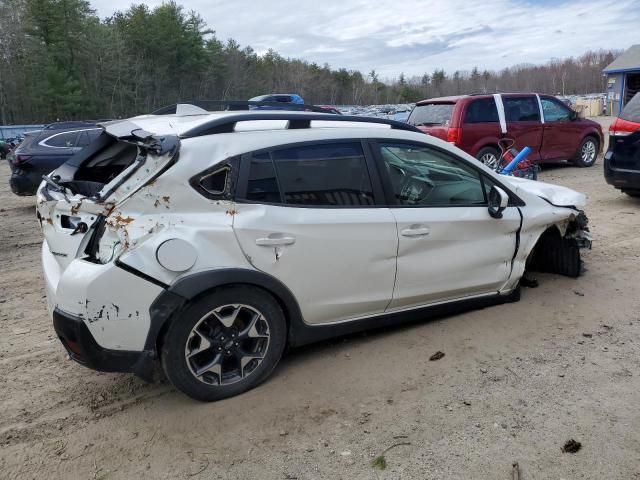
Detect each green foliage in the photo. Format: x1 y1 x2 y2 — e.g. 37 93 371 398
0 0 623 123
370 455 387 470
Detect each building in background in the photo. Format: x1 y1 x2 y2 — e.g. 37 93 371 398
603 44 640 116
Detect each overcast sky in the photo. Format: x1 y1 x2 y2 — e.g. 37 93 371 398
96 0 639 79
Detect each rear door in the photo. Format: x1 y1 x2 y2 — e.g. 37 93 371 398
371 141 521 310
502 95 543 162
539 96 584 160
232 141 398 325
460 97 502 156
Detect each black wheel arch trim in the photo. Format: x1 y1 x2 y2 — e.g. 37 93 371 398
146 268 520 353
146 268 307 351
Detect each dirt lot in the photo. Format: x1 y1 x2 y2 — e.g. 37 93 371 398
1 117 640 479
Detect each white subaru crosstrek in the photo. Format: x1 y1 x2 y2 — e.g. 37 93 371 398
36 106 591 401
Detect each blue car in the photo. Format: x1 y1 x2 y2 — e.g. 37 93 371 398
249 94 305 109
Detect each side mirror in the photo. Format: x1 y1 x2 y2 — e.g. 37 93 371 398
569 110 578 121
488 185 509 219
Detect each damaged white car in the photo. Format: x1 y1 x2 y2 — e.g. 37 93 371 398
36 107 591 401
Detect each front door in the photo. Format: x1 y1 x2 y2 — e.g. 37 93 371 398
540 96 583 160
372 141 521 311
233 141 398 325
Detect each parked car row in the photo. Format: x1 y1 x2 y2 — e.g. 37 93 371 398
7 92 638 200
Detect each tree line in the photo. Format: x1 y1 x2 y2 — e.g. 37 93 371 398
0 0 621 124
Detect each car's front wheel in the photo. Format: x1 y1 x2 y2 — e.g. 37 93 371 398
161 286 287 401
573 136 599 167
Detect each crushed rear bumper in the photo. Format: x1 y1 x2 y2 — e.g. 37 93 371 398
52 308 156 379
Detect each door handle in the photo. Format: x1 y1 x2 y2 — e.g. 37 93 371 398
401 226 430 237
255 235 296 246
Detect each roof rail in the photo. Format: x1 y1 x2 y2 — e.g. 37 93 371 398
151 100 336 115
180 112 423 139
468 91 537 96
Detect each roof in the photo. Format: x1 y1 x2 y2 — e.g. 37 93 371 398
101 110 418 138
603 45 640 73
416 95 467 105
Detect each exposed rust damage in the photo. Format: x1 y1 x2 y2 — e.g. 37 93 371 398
70 200 83 216
46 218 53 225
226 209 238 216
113 215 135 225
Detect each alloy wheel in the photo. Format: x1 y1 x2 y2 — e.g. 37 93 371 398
581 140 597 165
481 152 500 169
184 304 270 386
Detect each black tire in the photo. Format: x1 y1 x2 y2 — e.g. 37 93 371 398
573 136 599 167
476 146 500 169
623 190 640 198
161 286 287 401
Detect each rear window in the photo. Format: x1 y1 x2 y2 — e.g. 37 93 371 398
464 98 499 123
621 93 640 122
503 96 540 122
408 103 455 126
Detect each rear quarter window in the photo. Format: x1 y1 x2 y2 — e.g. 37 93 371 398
43 131 79 148
464 98 499 123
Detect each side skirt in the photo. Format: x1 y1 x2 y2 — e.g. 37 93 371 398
287 289 520 348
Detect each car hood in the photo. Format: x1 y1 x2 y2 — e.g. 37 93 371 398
502 176 586 208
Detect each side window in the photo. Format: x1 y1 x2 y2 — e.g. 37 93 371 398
464 98 499 123
271 143 374 206
503 96 540 122
76 131 91 147
44 131 79 148
541 97 571 122
246 152 281 203
378 143 486 206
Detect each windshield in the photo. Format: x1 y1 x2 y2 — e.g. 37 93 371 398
620 93 640 123
408 103 455 126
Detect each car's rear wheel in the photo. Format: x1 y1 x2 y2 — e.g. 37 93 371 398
476 146 501 170
573 136 599 167
161 286 287 401
623 190 640 198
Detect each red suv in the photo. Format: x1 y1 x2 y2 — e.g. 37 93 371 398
407 93 603 167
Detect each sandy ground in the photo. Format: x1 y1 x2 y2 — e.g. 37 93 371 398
1 117 640 479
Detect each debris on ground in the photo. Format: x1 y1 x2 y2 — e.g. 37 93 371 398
512 462 521 480
520 276 539 288
574 290 585 296
562 439 582 453
429 351 445 361
370 442 411 470
582 333 593 338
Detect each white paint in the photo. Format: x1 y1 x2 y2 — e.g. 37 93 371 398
156 238 198 272
493 94 507 134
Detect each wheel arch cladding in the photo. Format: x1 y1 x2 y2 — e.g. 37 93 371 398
146 269 304 352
